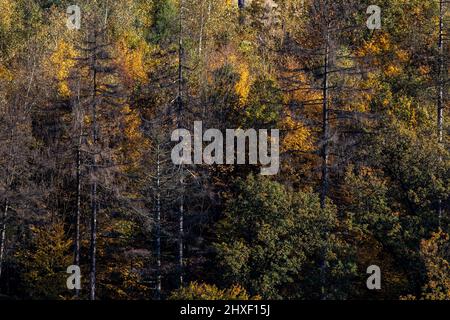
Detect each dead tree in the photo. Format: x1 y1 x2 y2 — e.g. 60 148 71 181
73 11 121 299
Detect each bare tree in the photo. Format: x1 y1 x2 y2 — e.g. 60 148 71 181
72 10 121 299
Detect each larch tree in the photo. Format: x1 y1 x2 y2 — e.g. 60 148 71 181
70 5 124 299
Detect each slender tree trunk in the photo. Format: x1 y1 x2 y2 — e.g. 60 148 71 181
320 19 330 300
90 179 97 301
438 0 445 145
89 31 99 301
238 0 245 9
178 177 184 288
155 145 162 299
74 76 83 298
74 134 82 296
437 0 445 223
177 1 184 118
177 0 185 289
0 200 8 280
320 33 330 210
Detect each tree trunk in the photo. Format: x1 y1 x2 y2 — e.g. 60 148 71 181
320 33 330 210
178 176 184 288
177 0 184 118
90 180 97 300
155 145 162 299
0 200 8 280
437 0 445 223
74 74 83 297
74 131 82 297
89 31 99 301
320 18 331 300
177 0 185 289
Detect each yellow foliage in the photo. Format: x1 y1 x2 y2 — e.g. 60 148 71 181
0 64 13 81
208 52 254 105
384 64 401 77
358 33 409 79
358 33 387 57
122 105 142 141
280 114 313 152
0 0 15 31
115 36 152 85
418 65 431 77
355 74 381 112
282 57 322 104
169 281 260 300
16 221 73 299
396 50 410 62
115 105 149 170
235 62 252 104
402 230 450 300
420 230 450 300
48 41 77 97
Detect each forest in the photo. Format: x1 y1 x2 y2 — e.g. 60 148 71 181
0 0 448 300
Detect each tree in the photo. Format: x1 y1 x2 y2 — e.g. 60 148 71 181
0 0 449 301
420 230 450 300
214 174 355 299
436 0 448 222
71 6 123 299
402 230 450 300
16 220 72 299
169 281 260 300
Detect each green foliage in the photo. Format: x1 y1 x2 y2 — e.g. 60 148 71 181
150 0 178 45
342 118 449 297
214 174 356 299
241 78 283 128
369 120 449 232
